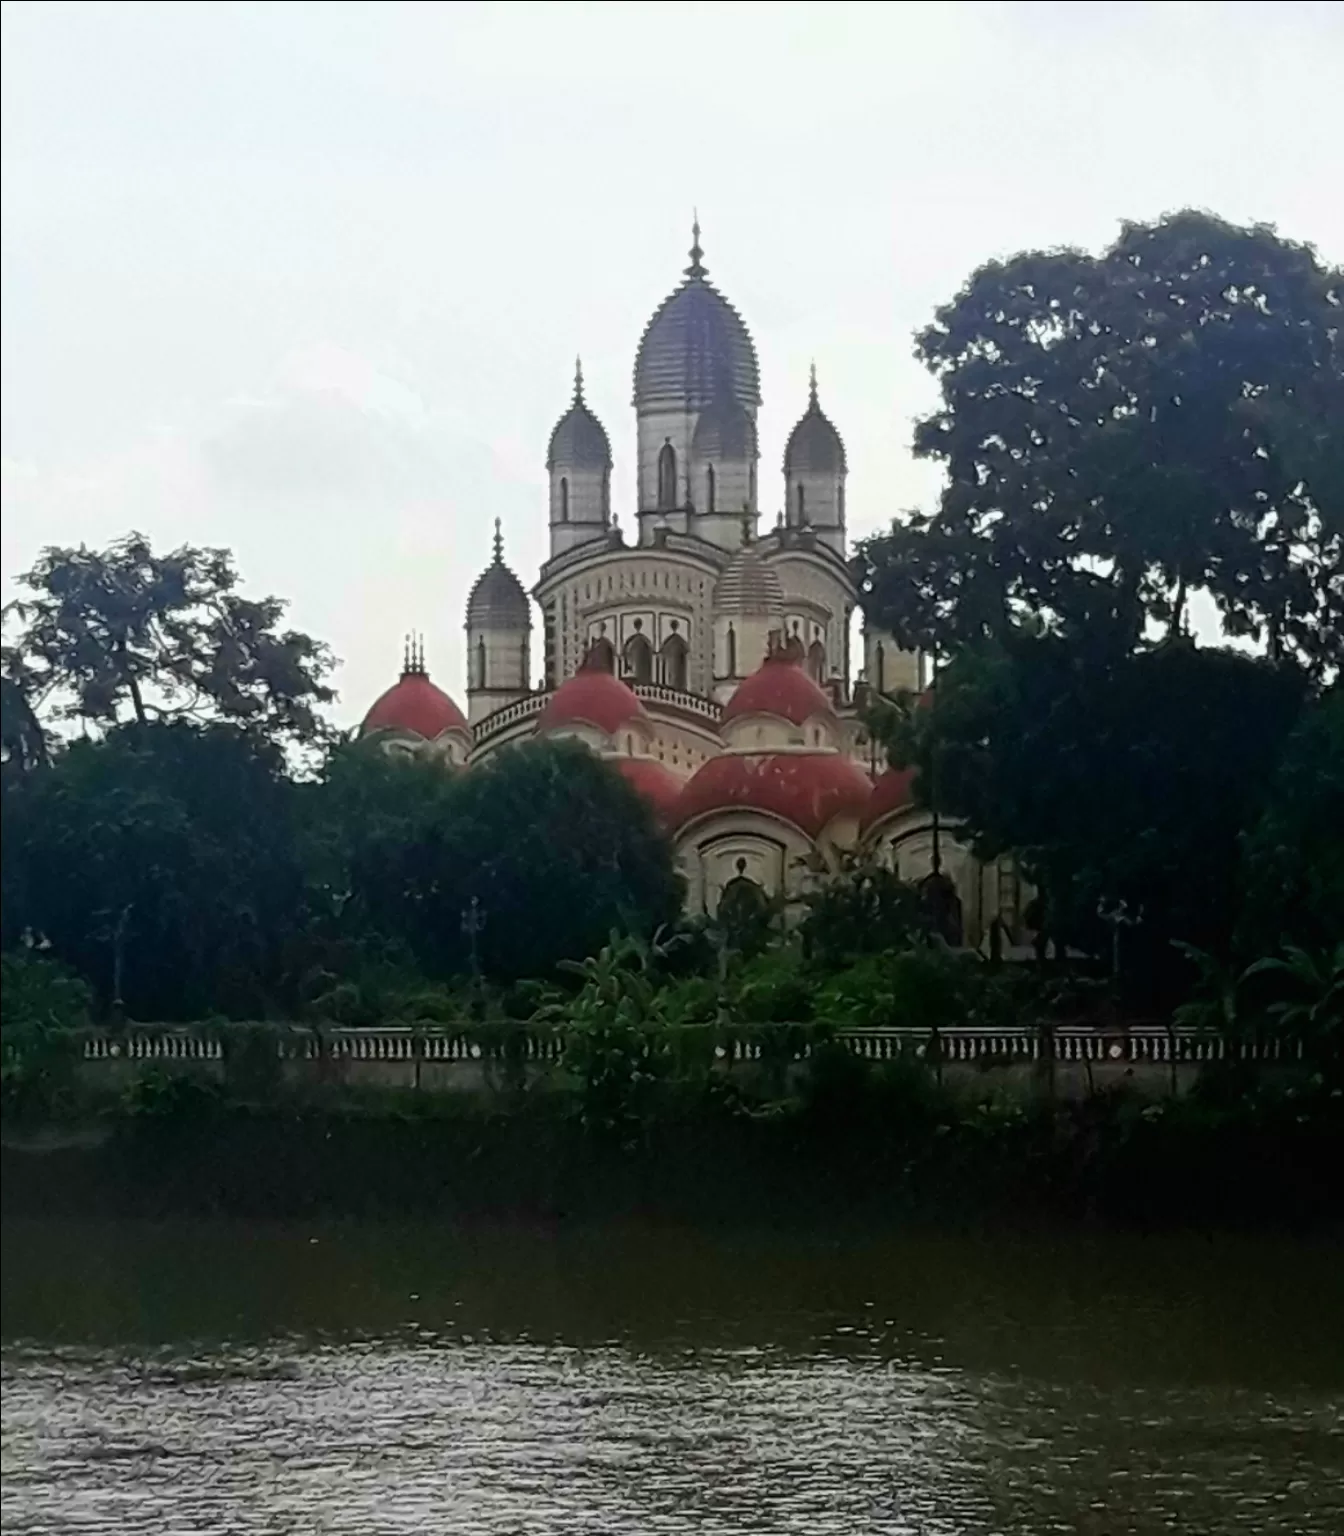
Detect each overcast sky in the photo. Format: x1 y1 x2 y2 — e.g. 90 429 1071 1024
3 0 1341 722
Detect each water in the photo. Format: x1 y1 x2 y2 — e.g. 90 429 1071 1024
2 1220 1341 1533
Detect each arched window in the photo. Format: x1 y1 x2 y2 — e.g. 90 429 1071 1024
660 631 688 691
624 632 653 684
837 482 845 524
726 623 737 678
559 476 569 522
475 637 487 689
657 442 677 511
705 464 716 513
807 639 826 683
587 633 615 673
795 483 806 524
874 641 885 694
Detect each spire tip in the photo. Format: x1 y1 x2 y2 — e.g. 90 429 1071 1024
685 210 706 278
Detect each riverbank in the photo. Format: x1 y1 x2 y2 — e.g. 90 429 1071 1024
5 1080 1341 1230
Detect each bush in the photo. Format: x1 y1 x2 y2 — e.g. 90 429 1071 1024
0 951 91 1121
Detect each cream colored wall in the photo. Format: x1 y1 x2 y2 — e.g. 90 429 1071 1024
376 727 471 768
712 612 777 691
783 467 844 554
465 625 530 724
538 547 718 692
548 467 608 556
676 811 816 918
766 551 853 681
636 406 696 513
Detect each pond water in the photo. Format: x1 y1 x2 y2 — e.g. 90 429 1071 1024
2 1219 1341 1533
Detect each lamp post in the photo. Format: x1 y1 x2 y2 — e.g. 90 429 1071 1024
461 896 486 1004
1097 897 1141 984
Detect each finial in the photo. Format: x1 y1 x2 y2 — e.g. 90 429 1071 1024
809 360 818 407
492 517 504 564
415 633 426 673
573 356 584 404
402 633 411 674
685 210 706 279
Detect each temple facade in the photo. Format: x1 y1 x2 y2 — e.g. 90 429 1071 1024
359 226 1029 952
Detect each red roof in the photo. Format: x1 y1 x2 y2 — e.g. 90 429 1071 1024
721 651 837 728
538 668 648 737
675 751 872 839
614 756 683 821
362 672 468 740
862 765 917 830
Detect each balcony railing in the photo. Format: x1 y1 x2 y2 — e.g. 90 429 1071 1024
78 1023 1300 1067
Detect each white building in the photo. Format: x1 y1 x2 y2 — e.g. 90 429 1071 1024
360 226 1028 950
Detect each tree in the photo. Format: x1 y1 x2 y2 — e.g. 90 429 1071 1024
859 212 1343 674
1238 685 1344 953
871 636 1308 1004
306 739 683 986
1 677 48 781
3 721 306 1019
3 533 336 749
798 851 928 968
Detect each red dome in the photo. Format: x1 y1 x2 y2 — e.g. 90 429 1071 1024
538 667 648 737
362 671 468 740
614 756 684 821
862 765 917 830
675 751 872 840
721 651 837 728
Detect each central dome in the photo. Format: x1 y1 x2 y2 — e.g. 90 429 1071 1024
633 223 760 413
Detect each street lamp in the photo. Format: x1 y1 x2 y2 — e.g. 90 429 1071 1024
461 896 486 993
1096 897 1142 983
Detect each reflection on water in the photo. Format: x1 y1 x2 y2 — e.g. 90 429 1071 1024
3 1221 1342 1533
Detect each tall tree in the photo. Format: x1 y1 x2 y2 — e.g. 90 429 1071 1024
3 533 336 748
308 739 683 985
859 211 1343 674
872 637 1308 1000
3 722 306 1019
1238 686 1344 954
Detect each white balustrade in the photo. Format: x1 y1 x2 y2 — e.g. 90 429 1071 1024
79 1022 1300 1069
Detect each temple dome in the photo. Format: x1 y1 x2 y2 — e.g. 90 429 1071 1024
614 756 683 821
675 751 872 840
362 652 468 741
861 765 918 831
721 645 837 728
633 223 760 413
466 522 530 630
547 361 612 470
538 654 648 737
713 544 784 619
784 368 846 475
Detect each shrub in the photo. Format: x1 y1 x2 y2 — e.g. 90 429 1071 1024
0 951 91 1120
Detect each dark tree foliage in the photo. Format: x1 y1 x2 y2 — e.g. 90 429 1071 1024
798 854 929 969
305 738 683 986
1238 686 1344 954
2 722 306 1019
858 212 1343 674
873 637 1309 1003
1 678 48 781
3 533 336 749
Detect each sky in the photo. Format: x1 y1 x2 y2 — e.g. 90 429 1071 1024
3 0 1342 724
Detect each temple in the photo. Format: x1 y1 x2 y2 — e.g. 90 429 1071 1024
359 224 1029 950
